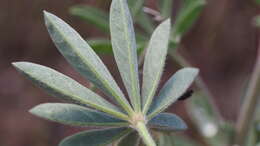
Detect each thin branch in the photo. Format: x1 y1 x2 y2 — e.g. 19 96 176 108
234 39 260 146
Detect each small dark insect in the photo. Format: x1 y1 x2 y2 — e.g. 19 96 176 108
178 90 193 101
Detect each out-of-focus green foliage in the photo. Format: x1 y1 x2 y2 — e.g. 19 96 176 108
70 5 109 33
254 15 260 27
187 91 235 146
172 0 206 44
69 0 205 54
256 0 260 5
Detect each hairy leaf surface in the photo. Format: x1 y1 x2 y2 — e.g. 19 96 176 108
110 0 141 111
13 62 128 120
142 19 171 114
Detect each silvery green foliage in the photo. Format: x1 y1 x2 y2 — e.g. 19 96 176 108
12 0 198 145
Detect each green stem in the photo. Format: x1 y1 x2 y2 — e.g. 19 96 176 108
135 121 156 146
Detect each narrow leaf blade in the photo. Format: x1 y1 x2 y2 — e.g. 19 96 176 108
44 11 132 114
110 0 141 111
148 113 187 131
148 68 199 118
142 19 171 114
69 5 109 33
30 103 128 127
13 62 128 120
118 131 140 146
60 127 131 146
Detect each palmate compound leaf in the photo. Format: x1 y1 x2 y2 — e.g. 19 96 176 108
142 19 171 114
110 0 141 111
43 11 133 115
60 127 132 146
148 113 187 131
12 62 128 120
147 68 199 119
30 103 128 127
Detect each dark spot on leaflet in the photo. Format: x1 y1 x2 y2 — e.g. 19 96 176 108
178 90 193 101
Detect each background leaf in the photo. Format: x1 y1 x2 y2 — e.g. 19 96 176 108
69 5 109 33
142 19 171 114
135 12 155 34
172 0 205 44
30 103 128 127
88 38 146 55
158 0 173 18
110 0 141 111
128 0 145 19
13 62 128 120
148 113 187 131
254 15 260 27
148 68 199 119
60 127 131 146
44 11 133 114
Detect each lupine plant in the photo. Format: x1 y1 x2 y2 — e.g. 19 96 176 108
12 0 199 145
69 0 260 146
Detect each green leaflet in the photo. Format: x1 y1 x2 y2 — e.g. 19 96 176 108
30 103 128 127
147 68 199 119
142 19 171 114
159 0 173 18
12 62 128 120
172 0 205 44
148 113 187 131
60 127 131 146
118 131 140 146
69 5 109 33
110 0 141 111
44 11 133 115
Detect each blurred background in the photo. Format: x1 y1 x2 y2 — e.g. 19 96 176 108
0 0 260 146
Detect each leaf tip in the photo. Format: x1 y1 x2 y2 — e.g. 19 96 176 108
12 61 30 70
43 10 51 17
29 103 52 118
185 67 200 77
